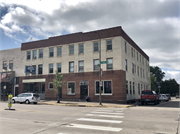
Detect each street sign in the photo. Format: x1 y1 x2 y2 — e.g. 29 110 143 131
101 61 108 64
100 81 102 87
4 86 6 89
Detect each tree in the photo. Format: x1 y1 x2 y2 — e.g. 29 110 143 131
53 70 66 103
150 66 165 83
150 74 158 93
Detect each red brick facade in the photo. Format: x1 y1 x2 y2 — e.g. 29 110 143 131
19 70 126 103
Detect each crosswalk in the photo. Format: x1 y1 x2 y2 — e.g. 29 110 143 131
64 108 124 132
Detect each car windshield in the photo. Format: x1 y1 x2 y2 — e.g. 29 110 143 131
33 94 39 97
142 92 153 95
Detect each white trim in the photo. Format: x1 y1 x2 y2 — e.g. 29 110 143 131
22 78 45 83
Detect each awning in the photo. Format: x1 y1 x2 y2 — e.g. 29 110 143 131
22 78 46 83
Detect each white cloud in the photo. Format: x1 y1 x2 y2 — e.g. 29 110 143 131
163 70 180 84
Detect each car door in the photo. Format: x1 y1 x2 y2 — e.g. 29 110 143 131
20 94 28 102
16 94 23 102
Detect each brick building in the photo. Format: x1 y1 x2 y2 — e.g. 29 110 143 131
0 26 150 103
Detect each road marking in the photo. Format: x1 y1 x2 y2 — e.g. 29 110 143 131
1 118 18 121
86 114 124 118
92 111 124 115
77 118 122 123
66 124 122 132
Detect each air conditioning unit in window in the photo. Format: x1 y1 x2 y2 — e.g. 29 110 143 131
80 81 85 85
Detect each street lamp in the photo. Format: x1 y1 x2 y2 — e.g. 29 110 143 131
94 31 102 105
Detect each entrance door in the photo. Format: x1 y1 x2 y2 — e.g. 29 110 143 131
80 85 88 100
15 87 19 96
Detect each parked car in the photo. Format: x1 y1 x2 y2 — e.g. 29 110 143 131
176 94 179 99
159 94 168 101
12 93 40 104
165 94 171 100
141 90 159 105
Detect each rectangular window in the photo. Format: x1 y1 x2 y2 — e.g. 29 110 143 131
131 48 133 57
39 49 43 58
49 48 54 57
133 82 135 94
106 40 112 50
9 62 13 70
94 59 99 71
67 82 75 95
141 84 143 91
38 64 43 75
140 55 141 63
27 51 31 60
130 81 132 94
32 65 36 75
3 61 7 70
140 68 142 77
57 46 62 56
107 58 113 70
126 81 128 94
137 66 139 76
134 49 135 57
69 62 74 73
79 61 84 72
125 41 127 53
137 52 138 61
49 83 53 89
69 45 74 55
57 63 61 73
132 63 134 74
143 69 145 78
49 64 53 73
142 57 144 65
125 59 128 71
94 42 99 52
95 81 112 94
15 77 19 84
138 83 140 94
33 50 37 59
79 43 84 54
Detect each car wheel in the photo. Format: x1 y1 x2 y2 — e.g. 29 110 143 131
12 99 15 104
25 100 30 104
33 102 37 104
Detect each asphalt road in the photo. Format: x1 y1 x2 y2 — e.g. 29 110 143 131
0 99 179 134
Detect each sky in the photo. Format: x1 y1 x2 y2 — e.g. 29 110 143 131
0 0 180 84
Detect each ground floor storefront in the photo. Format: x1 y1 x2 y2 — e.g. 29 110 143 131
18 70 127 103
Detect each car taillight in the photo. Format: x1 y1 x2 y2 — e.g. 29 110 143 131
32 97 34 100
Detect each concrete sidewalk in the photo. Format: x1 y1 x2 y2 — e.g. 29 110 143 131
39 100 134 108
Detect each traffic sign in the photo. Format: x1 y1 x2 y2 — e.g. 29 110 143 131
101 61 108 64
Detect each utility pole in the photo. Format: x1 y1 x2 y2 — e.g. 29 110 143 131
94 31 102 105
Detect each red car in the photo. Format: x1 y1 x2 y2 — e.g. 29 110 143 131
141 90 160 105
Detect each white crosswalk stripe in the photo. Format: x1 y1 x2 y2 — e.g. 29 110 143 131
86 114 124 118
91 111 124 115
66 124 122 132
77 118 123 123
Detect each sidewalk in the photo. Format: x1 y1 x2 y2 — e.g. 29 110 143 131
39 100 135 108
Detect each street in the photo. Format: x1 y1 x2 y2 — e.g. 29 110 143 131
0 99 180 134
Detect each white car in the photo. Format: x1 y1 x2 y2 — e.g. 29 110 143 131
159 94 168 101
12 93 40 104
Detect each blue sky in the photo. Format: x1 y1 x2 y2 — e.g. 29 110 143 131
0 0 179 83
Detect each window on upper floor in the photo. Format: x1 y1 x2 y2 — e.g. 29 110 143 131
132 63 134 74
57 46 62 56
9 62 13 70
79 43 84 54
125 59 128 71
3 61 7 70
126 81 128 94
142 57 144 65
130 81 132 94
94 42 99 52
138 83 140 94
69 45 74 55
107 58 113 70
69 61 74 73
137 66 139 76
131 48 133 57
38 64 43 75
39 49 43 58
106 40 112 50
79 61 84 72
125 41 127 53
140 54 141 63
137 52 138 61
133 82 135 94
27 51 31 60
94 59 99 71
57 63 61 73
49 48 54 57
49 64 53 73
134 49 135 57
33 50 37 59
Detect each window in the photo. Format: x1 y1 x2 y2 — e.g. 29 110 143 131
79 61 84 72
130 81 132 94
79 44 84 54
106 40 112 50
126 81 128 94
3 61 7 70
95 81 112 94
132 63 134 74
57 46 62 56
140 68 142 77
137 66 139 76
137 52 138 61
143 69 145 78
49 64 53 73
125 41 127 53
94 42 99 52
27 51 31 60
67 82 75 95
49 48 54 57
125 59 128 71
140 55 141 63
49 83 53 89
57 63 61 73
107 58 113 70
138 83 140 94
9 62 13 70
133 82 135 94
32 65 36 75
134 49 135 57
15 77 19 84
33 50 37 59
38 64 43 75
131 48 133 57
69 62 74 73
142 57 144 65
94 59 99 71
69 45 74 55
141 84 143 91
39 49 43 58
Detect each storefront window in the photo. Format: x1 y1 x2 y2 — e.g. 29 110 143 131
67 82 75 95
104 81 112 93
95 81 111 94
